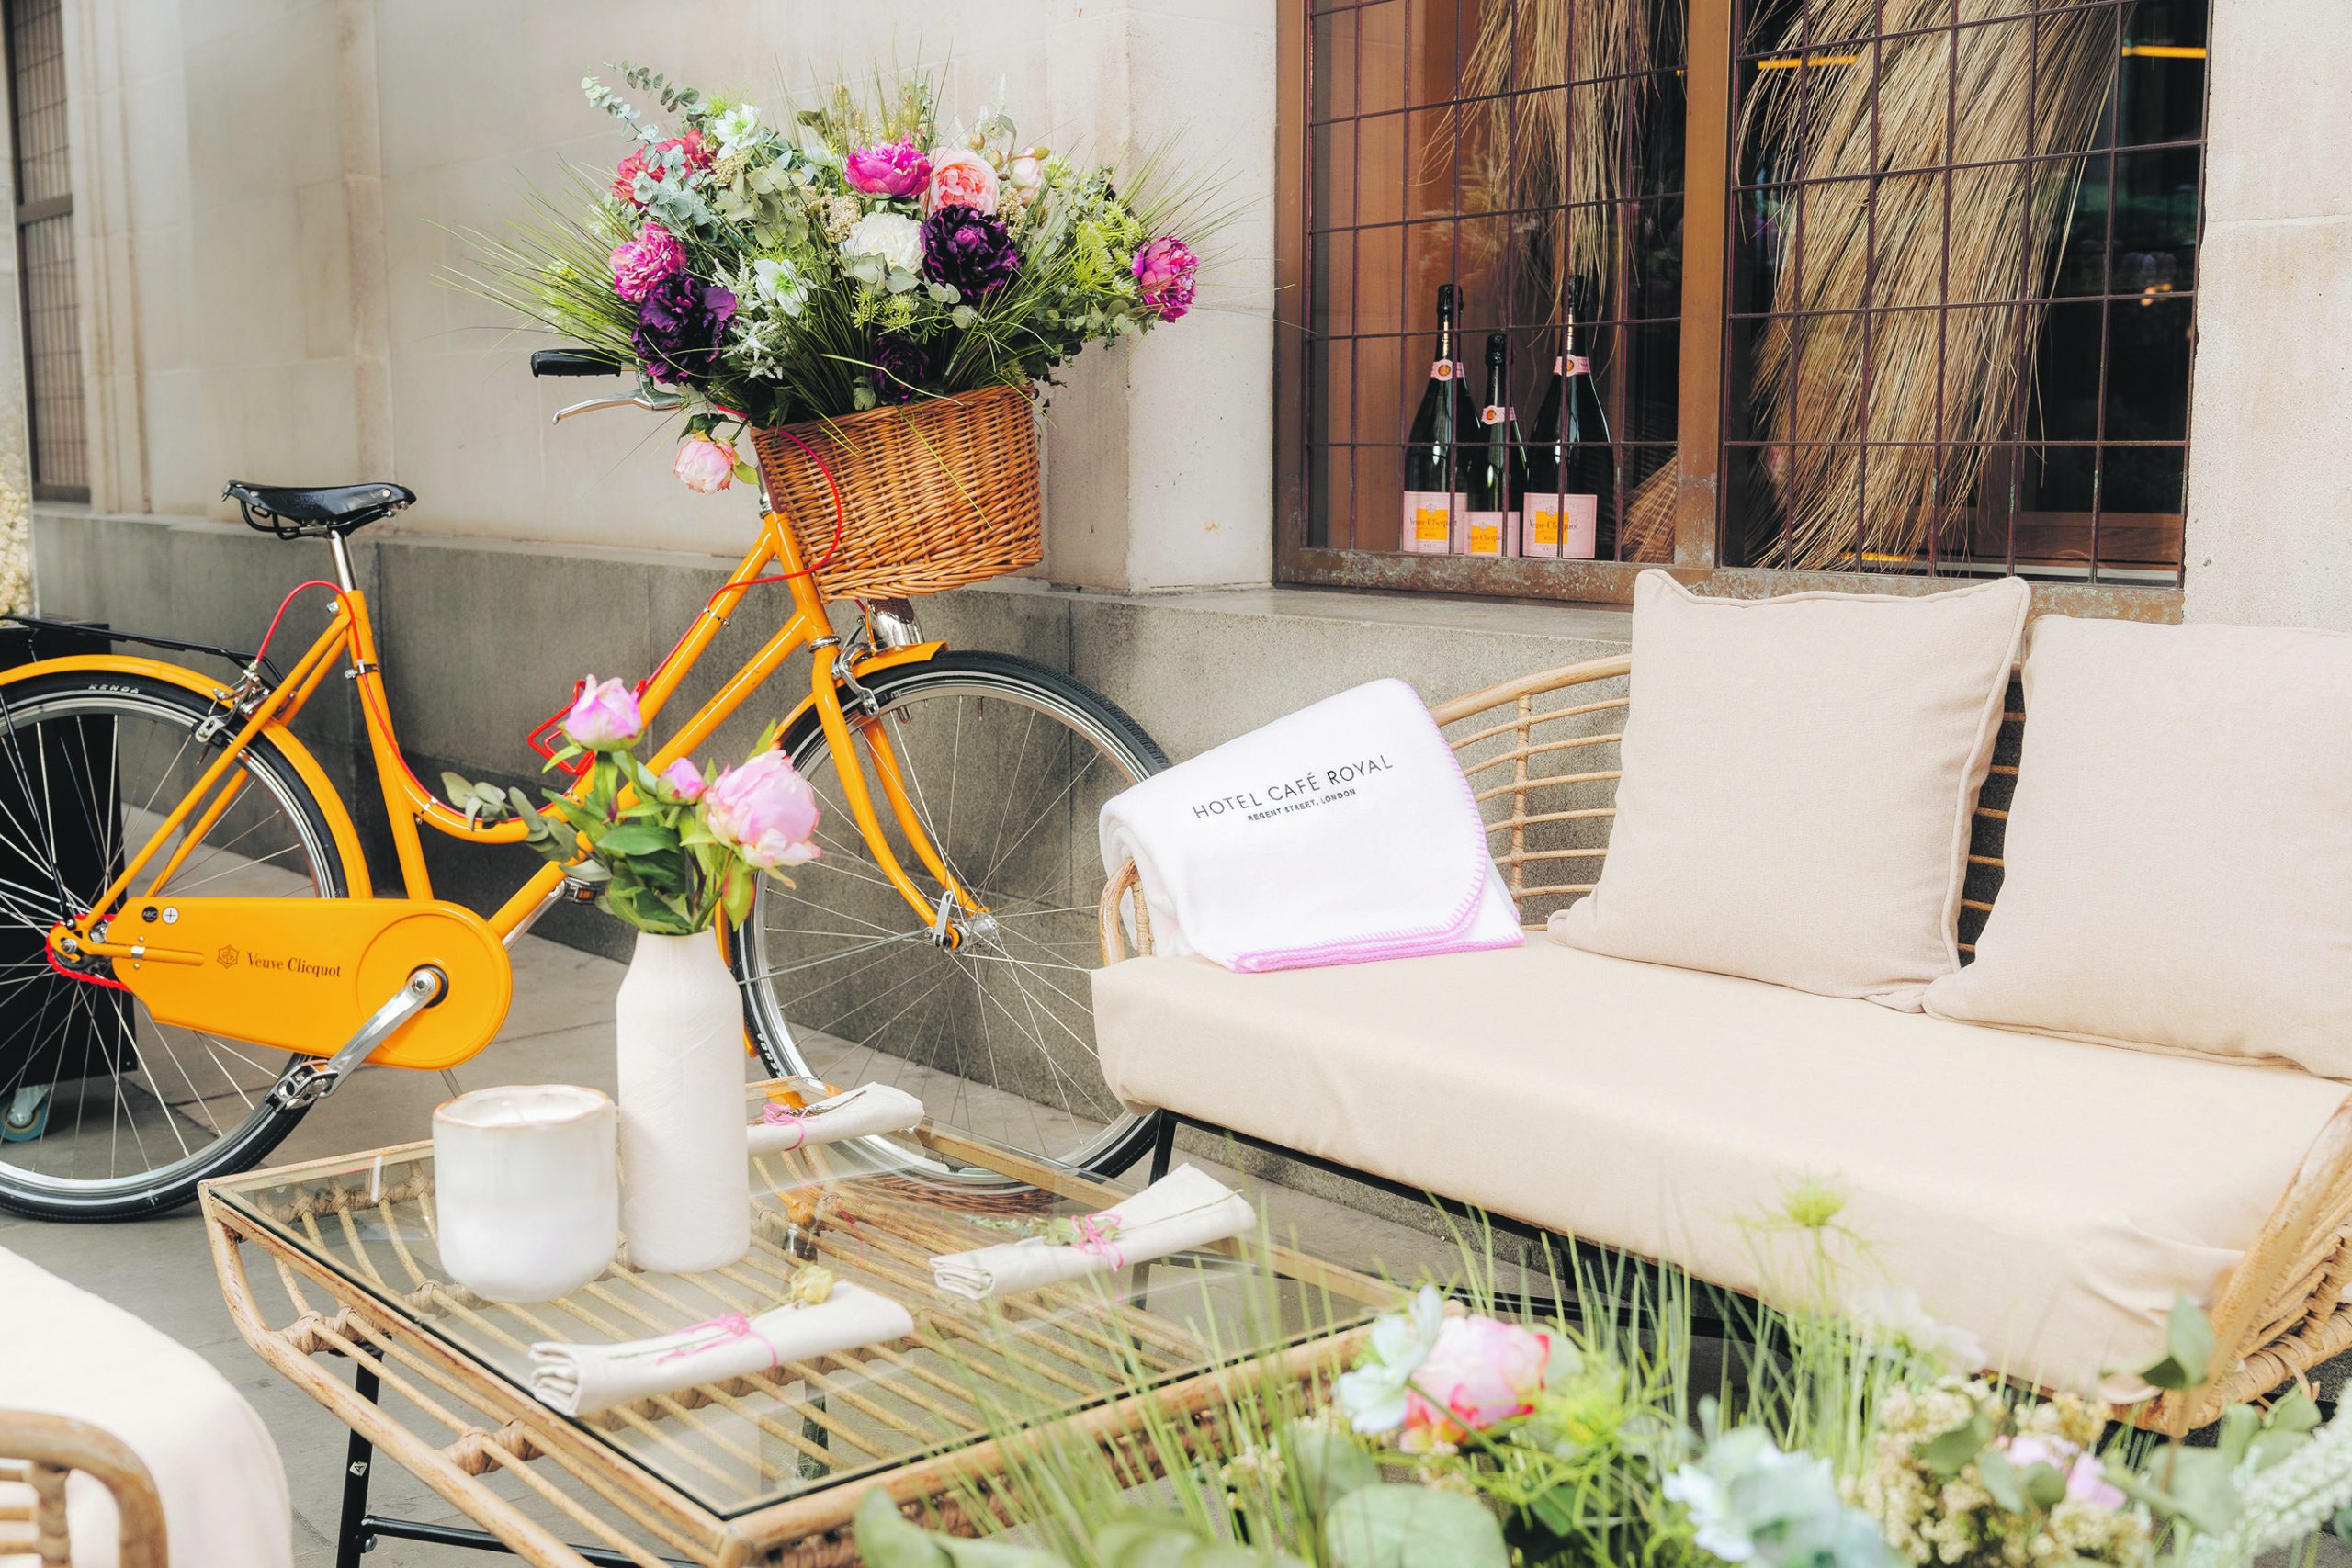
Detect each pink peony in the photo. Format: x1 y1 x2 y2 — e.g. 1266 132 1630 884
562 676 642 750
703 750 821 870
924 148 1001 216
611 222 686 303
843 137 932 198
672 433 736 493
1133 235 1200 321
2000 1436 2125 1511
1397 1314 1548 1453
661 758 707 802
612 132 714 206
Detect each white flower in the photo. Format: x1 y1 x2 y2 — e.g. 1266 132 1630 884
840 210 922 275
751 257 809 317
1665 1467 1756 1562
1333 1284 1445 1437
1845 1284 1985 1371
710 103 761 153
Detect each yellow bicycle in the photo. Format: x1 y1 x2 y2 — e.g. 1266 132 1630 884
0 355 1165 1218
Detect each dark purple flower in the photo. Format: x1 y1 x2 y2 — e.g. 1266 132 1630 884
919 208 1020 300
631 274 737 387
871 333 941 403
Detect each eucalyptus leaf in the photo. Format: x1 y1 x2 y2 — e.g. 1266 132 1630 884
885 268 922 296
926 280 961 305
1322 1485 1509 1568
2217 1405 2261 1467
1281 1421 1379 1521
1977 1448 2026 1513
1913 1413 1995 1478
2142 1297 2214 1392
2022 1461 2068 1512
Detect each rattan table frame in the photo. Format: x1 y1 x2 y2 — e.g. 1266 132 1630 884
200 1119 1389 1568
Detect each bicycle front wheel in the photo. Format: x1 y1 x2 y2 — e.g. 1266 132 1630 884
733 651 1167 1180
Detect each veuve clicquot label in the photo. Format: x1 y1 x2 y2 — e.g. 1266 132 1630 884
1457 400 1521 558
1401 285 1476 554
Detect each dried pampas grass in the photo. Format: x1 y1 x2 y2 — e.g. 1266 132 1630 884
1741 0 2120 569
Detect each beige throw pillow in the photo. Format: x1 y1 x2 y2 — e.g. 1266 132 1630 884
1551 570 2030 1008
1925 616 2352 1077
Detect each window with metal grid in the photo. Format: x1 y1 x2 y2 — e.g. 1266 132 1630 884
7 0 85 502
1275 0 2205 612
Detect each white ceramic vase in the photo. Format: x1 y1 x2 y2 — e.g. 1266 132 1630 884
616 930 752 1274
433 1084 617 1303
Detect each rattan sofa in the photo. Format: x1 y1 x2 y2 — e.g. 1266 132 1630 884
0 1410 165 1568
1093 653 2352 1432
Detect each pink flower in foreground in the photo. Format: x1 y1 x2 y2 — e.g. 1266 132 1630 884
1133 234 1200 321
702 750 821 870
1005 147 1048 201
1999 1436 2126 1511
562 676 642 750
672 433 736 493
660 758 707 802
843 137 932 198
924 148 1001 216
611 132 713 206
611 222 686 303
1397 1314 1548 1453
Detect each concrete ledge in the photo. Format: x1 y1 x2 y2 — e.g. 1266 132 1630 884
31 507 1631 954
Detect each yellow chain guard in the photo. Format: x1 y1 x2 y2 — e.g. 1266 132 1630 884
108 897 512 1071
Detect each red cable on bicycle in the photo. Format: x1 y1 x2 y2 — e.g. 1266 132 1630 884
253 580 346 664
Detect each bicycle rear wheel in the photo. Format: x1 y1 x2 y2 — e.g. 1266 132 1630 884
732 651 1166 1181
0 671 348 1219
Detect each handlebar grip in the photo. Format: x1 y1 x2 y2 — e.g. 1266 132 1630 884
530 349 627 378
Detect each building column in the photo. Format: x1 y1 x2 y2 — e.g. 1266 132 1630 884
2179 0 2352 631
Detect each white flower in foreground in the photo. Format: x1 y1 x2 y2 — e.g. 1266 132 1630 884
1333 1283 1445 1437
1845 1283 1985 1371
840 211 922 276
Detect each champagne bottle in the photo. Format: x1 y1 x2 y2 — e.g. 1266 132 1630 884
1460 333 1524 558
1400 284 1475 554
1522 288 1615 559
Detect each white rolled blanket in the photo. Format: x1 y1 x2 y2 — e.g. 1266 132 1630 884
929 1165 1255 1301
1098 677 1521 972
746 1083 924 1156
528 1283 914 1417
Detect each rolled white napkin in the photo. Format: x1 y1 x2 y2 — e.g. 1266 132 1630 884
528 1283 914 1417
745 1083 925 1156
929 1165 1255 1301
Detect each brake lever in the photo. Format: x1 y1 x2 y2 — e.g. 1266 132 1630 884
550 391 685 424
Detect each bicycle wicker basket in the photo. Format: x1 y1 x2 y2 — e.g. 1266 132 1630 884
750 381 1043 601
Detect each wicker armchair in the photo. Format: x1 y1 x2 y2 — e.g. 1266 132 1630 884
0 1409 166 1568
1100 653 2352 1431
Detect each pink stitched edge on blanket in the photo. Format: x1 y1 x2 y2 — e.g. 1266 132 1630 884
1227 688 1510 972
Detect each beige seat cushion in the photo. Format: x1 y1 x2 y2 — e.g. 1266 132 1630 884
1926 616 2352 1079
1094 942 2348 1400
1552 571 2029 1008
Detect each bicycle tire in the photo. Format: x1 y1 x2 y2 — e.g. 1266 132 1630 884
731 650 1170 1182
0 671 347 1220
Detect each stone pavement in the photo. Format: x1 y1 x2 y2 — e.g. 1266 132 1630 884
0 931 1464 1566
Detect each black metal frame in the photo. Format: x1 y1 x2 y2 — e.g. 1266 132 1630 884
0 614 283 682
331 1364 695 1568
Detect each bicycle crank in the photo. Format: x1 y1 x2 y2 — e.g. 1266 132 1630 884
56 897 512 1072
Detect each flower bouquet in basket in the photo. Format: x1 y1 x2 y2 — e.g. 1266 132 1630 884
471 64 1230 593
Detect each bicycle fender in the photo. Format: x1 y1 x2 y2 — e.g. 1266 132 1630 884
775 639 946 739
1 653 374 897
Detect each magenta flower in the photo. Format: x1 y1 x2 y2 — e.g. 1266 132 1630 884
1398 1314 1549 1453
661 758 707 802
610 222 686 303
843 137 932 198
562 676 642 751
672 434 736 494
703 750 821 870
1133 234 1200 321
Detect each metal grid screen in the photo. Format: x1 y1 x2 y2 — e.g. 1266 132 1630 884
1303 0 1688 561
1722 0 2206 584
8 0 85 500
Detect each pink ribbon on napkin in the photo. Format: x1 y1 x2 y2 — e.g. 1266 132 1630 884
657 1314 781 1370
1072 1212 1125 1269
759 1101 814 1151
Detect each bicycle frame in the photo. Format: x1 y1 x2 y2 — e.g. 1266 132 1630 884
62 507 980 961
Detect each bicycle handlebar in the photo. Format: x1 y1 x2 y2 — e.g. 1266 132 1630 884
529 348 626 378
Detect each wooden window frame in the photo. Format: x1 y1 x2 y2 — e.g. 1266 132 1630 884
4 0 87 504
1272 0 2188 621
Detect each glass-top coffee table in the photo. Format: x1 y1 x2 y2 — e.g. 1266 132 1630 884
199 1082 1394 1568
